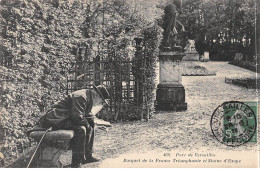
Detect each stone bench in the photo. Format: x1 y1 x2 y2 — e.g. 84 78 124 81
29 127 74 168
28 119 111 167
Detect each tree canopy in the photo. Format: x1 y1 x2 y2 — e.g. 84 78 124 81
179 0 256 61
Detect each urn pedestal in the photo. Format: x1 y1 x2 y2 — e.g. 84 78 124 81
183 51 200 61
156 51 187 111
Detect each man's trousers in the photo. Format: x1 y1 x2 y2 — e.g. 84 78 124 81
70 118 95 164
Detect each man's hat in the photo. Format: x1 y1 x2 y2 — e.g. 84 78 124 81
93 84 110 105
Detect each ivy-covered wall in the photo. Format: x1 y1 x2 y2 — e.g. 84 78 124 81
0 0 91 165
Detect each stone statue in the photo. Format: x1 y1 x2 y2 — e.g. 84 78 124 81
184 39 196 52
161 0 185 51
183 39 200 61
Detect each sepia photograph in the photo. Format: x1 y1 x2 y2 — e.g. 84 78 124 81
0 0 259 168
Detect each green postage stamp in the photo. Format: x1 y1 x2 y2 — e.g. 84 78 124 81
211 101 257 146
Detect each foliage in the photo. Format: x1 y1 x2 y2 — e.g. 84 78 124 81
225 77 260 89
179 0 256 61
0 0 87 165
142 25 163 119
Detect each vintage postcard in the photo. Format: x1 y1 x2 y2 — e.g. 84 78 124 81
0 0 259 168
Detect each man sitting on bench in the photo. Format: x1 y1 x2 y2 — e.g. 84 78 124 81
37 85 110 168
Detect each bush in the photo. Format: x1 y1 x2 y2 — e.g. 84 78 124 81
225 77 259 89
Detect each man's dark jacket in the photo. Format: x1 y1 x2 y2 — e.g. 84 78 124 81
39 89 94 129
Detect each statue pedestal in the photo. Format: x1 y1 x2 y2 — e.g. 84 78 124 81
156 51 187 111
183 51 200 61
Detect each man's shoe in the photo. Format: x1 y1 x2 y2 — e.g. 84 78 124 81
82 156 101 164
71 163 81 168
71 154 83 168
